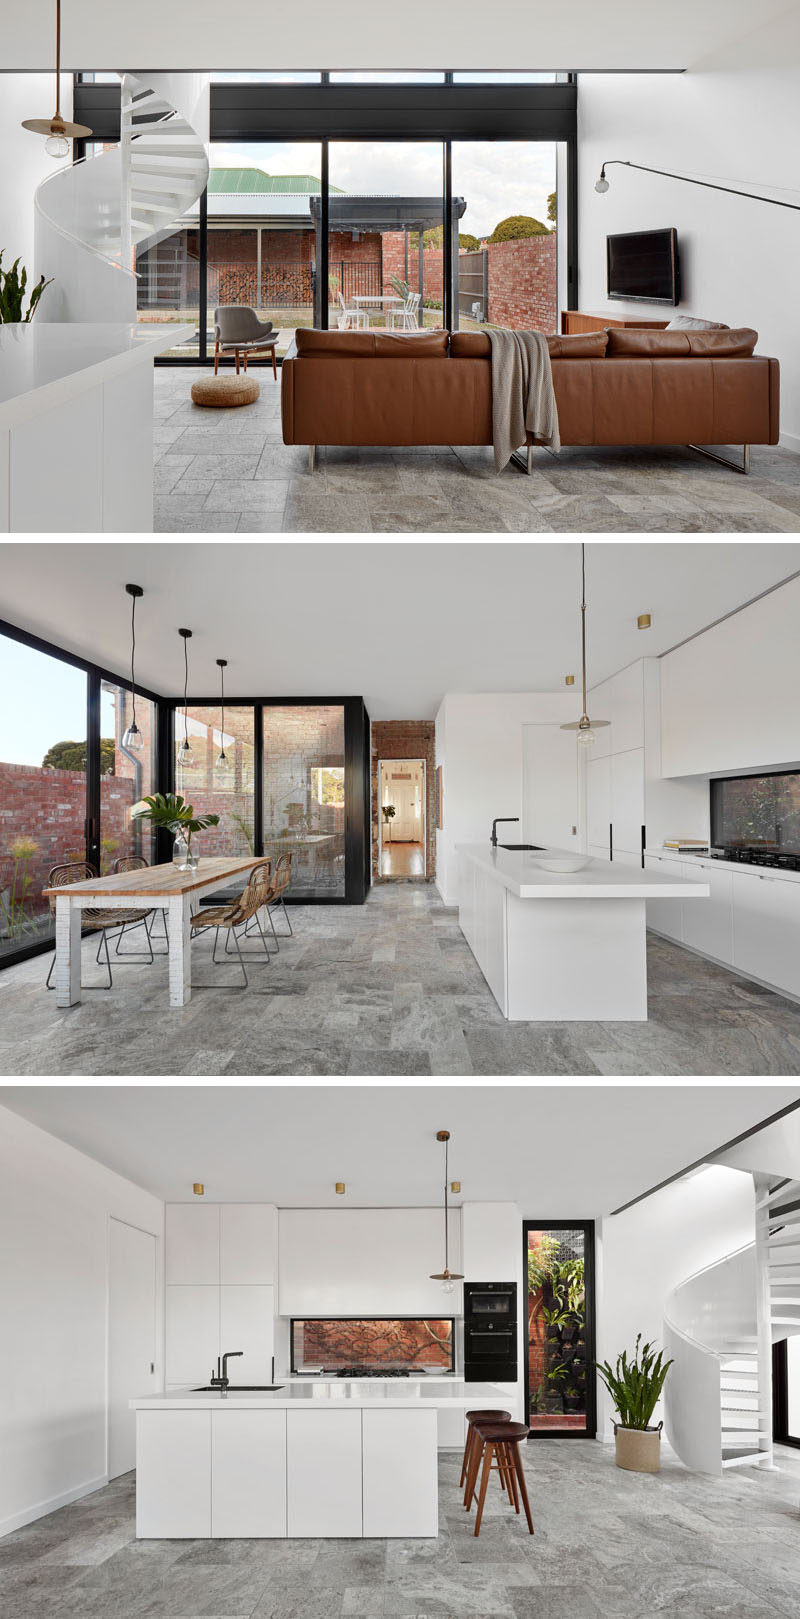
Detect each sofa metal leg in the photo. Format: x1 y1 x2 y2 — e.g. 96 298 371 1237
688 443 751 475
308 445 316 474
509 445 534 475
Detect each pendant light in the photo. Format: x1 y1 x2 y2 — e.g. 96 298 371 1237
121 584 144 751
560 542 610 747
430 1130 464 1294
177 628 194 769
216 658 230 769
21 1 92 157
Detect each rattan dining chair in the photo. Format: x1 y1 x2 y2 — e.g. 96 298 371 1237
267 850 294 943
44 861 156 990
113 855 169 955
189 859 274 988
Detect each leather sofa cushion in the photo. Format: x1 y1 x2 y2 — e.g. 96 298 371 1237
295 328 448 358
449 333 491 358
607 327 757 358
449 331 608 359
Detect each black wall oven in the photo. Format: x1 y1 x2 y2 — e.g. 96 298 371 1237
464 1282 518 1382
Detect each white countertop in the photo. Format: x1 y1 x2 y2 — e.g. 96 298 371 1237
646 848 800 886
0 321 193 428
131 1379 505 1411
457 844 710 900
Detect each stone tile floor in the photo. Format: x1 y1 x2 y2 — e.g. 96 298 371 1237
2 884 800 1077
1 1442 799 1618
153 367 800 534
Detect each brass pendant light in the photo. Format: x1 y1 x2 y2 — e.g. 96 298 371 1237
22 1 92 157
430 1130 464 1294
560 542 610 747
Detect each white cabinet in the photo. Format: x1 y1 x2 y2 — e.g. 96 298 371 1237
587 677 613 757
287 1409 362 1537
362 1409 438 1538
733 873 800 999
136 1410 211 1538
220 1205 276 1285
586 756 611 851
681 860 734 965
166 1205 220 1284
279 1209 461 1317
611 748 645 855
610 662 645 754
166 1287 220 1385
220 1286 274 1383
522 723 579 849
211 1409 286 1538
644 855 683 942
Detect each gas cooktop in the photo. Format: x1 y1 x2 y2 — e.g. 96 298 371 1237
710 847 800 871
327 1367 412 1378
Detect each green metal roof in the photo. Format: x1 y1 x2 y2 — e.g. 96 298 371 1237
208 167 343 194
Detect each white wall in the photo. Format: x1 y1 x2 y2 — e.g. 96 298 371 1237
596 1165 755 1438
0 1104 164 1536
660 575 800 778
434 691 576 907
0 75 72 289
577 24 800 449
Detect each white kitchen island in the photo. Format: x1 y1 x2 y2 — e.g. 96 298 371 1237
0 321 192 532
131 1380 510 1539
457 844 709 1021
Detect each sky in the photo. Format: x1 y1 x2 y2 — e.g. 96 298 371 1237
0 638 128 767
209 139 557 240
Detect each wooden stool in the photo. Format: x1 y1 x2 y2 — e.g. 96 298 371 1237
469 1420 533 1538
460 1409 511 1496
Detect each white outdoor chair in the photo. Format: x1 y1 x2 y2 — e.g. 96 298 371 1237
392 291 421 331
337 290 366 331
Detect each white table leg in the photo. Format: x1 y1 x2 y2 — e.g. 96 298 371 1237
55 895 82 1007
168 895 192 1007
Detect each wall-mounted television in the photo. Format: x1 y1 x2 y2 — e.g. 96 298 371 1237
606 228 680 305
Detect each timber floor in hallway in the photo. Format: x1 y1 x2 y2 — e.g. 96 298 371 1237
2 884 800 1077
1 1444 799 1617
380 841 425 878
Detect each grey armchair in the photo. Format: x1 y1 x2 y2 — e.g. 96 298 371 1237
214 306 278 378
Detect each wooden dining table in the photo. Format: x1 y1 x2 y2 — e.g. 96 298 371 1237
43 857 264 1010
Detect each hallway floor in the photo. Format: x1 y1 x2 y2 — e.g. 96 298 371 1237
379 842 426 878
2 884 800 1076
152 368 800 534
2 1443 799 1618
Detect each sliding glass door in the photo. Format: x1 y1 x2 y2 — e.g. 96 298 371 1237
450 140 558 333
523 1221 596 1437
327 143 445 334
262 705 346 897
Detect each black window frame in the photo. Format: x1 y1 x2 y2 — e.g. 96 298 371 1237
773 1339 800 1450
72 73 578 361
522 1218 597 1440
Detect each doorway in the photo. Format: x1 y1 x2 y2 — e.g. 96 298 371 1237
379 759 426 878
522 1220 596 1438
108 1217 157 1479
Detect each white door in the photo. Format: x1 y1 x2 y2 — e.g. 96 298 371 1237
522 724 579 850
586 755 611 853
108 1217 157 1479
382 762 424 843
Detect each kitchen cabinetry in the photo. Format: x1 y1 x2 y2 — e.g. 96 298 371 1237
644 854 683 942
732 871 800 1000
220 1205 276 1285
586 757 611 852
681 860 734 964
166 1205 219 1285
287 1409 363 1537
166 1286 219 1385
611 748 645 856
279 1207 462 1317
220 1286 274 1383
522 723 580 849
166 1204 277 1387
136 1410 211 1538
362 1409 438 1538
211 1409 286 1537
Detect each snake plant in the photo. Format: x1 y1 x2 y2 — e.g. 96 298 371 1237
596 1334 673 1430
0 252 52 323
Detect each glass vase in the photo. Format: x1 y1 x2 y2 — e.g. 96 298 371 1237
172 832 196 871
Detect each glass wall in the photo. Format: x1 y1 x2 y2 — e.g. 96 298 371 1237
291 1318 455 1372
328 143 444 332
175 706 256 857
0 634 87 961
100 682 158 869
262 705 345 897
451 140 557 332
527 1226 589 1433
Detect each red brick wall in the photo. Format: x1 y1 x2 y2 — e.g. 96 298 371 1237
381 233 444 309
0 761 137 925
371 721 435 881
298 1318 453 1370
486 235 557 333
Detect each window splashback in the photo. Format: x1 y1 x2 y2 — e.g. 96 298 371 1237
291 1318 454 1372
711 770 800 854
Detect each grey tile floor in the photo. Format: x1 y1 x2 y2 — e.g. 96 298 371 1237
2 1442 800 1618
152 367 800 534
2 884 800 1077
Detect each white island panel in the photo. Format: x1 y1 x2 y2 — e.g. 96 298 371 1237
362 1408 438 1538
287 1408 362 1537
212 1409 286 1538
136 1410 210 1539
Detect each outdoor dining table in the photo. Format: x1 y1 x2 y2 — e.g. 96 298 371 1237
43 856 264 1010
351 294 403 326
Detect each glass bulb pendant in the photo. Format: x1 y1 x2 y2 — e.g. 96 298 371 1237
45 133 70 158
178 739 194 768
216 747 229 769
122 720 143 750
576 724 596 747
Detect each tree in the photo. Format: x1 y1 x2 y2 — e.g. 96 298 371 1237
547 191 557 224
42 739 116 774
458 232 481 252
489 214 550 242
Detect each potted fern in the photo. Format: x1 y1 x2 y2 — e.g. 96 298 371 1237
382 803 396 843
132 793 219 871
596 1334 673 1473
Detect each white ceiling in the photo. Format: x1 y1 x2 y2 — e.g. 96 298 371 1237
2 542 799 719
0 1085 796 1214
2 0 791 71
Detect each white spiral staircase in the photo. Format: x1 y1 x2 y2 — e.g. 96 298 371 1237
664 1172 800 1475
34 73 209 324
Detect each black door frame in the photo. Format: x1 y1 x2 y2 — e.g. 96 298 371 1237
773 1340 800 1449
522 1218 597 1440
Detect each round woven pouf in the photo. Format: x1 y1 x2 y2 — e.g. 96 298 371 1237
190 374 260 408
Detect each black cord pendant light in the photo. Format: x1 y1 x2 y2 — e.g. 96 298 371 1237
121 584 144 751
430 1130 464 1294
177 628 194 769
216 659 229 769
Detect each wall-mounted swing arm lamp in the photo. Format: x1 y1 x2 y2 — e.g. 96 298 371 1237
21 0 92 157
595 160 800 211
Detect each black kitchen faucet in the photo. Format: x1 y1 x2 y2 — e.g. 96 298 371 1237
491 817 519 847
209 1350 243 1391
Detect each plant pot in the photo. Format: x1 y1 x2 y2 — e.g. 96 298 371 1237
172 833 196 872
614 1424 662 1473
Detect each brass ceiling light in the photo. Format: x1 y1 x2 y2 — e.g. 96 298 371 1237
192 1183 205 1196
430 1130 464 1294
637 613 652 630
335 1182 346 1195
560 543 610 748
21 1 92 158
564 675 575 687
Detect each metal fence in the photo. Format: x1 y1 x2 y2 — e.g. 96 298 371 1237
457 249 488 322
333 261 382 301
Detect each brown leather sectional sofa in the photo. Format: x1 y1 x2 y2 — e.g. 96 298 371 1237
281 326 779 473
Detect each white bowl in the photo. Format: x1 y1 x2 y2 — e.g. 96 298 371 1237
530 854 591 874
